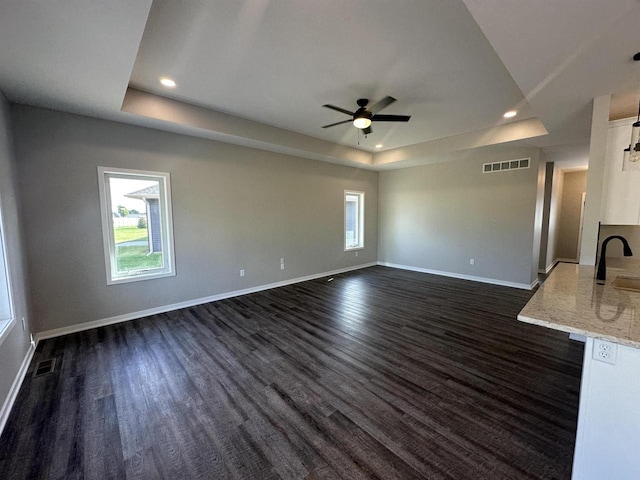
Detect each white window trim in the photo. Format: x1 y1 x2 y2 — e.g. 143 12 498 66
344 190 365 251
98 166 176 285
0 318 16 349
0 195 16 347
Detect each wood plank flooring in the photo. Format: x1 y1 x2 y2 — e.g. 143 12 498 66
0 266 584 479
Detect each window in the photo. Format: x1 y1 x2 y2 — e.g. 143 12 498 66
345 191 364 250
98 167 175 284
0 200 15 343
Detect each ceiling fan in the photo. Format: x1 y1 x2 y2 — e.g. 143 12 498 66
322 96 411 135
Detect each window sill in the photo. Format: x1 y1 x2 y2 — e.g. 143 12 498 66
345 247 365 252
107 270 176 286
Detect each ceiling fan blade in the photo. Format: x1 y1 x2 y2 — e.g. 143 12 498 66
369 96 396 114
371 114 411 122
362 126 372 135
322 119 352 128
322 104 354 116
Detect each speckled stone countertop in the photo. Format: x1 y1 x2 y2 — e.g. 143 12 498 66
518 259 640 348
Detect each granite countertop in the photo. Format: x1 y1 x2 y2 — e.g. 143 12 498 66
518 259 640 348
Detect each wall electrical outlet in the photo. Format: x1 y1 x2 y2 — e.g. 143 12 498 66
593 339 617 365
355 251 359 257
280 258 285 270
470 258 475 265
240 269 245 277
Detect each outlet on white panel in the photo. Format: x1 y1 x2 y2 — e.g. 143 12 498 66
240 269 245 277
280 263 285 270
355 251 359 257
470 258 475 265
593 339 617 365
280 258 284 264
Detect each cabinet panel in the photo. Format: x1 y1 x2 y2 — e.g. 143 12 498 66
601 119 640 224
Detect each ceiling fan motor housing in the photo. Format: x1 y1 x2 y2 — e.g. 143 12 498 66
354 109 372 121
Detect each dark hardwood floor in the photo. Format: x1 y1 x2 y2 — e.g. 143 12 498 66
0 266 584 479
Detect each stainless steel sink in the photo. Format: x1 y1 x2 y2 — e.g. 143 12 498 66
611 276 640 292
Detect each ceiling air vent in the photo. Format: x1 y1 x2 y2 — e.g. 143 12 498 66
483 158 530 173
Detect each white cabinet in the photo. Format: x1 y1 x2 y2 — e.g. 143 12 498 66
601 118 640 224
572 337 640 480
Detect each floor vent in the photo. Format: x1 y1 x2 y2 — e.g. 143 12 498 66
33 358 56 377
483 157 530 173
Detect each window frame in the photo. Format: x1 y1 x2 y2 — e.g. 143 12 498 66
97 166 176 285
344 190 365 251
0 195 16 347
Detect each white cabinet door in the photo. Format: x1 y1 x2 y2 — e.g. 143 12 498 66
601 118 640 224
572 337 640 480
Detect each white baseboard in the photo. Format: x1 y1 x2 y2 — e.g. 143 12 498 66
0 342 35 435
538 260 559 274
538 259 577 274
35 262 377 343
377 262 536 290
557 258 578 264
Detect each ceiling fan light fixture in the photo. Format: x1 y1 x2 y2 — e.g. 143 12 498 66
322 96 410 133
353 116 372 129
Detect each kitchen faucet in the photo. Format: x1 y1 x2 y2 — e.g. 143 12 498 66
596 235 633 284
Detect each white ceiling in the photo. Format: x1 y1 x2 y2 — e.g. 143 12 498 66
463 0 640 147
1 0 639 169
130 0 533 152
0 0 152 117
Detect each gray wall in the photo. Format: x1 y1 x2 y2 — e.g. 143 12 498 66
580 95 610 265
538 162 554 271
378 146 541 286
545 162 565 269
556 170 587 261
11 107 378 333
531 153 546 280
0 93 33 415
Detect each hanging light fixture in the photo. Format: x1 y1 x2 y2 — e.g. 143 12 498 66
623 98 640 171
623 53 640 170
353 113 372 129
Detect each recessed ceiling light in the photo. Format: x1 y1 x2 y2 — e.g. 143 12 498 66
503 110 517 118
375 144 383 149
160 78 176 88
